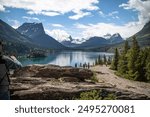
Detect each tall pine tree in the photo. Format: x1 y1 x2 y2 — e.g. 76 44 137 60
111 48 119 70
103 54 107 65
118 41 129 75
107 56 112 65
145 48 150 81
98 55 103 65
127 36 140 80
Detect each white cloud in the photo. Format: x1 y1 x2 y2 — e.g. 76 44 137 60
72 0 149 40
99 11 105 17
119 0 150 24
8 19 21 29
69 11 91 20
0 0 99 19
99 10 119 19
22 16 40 22
0 4 5 11
75 22 144 39
108 11 119 16
45 29 70 42
112 16 120 19
27 11 60 16
51 24 64 28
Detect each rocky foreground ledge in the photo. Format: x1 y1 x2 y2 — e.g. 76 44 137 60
10 64 149 100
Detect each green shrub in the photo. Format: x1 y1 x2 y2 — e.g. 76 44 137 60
76 90 116 100
91 73 98 82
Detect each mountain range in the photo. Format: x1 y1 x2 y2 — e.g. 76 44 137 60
61 36 78 47
68 33 124 50
60 33 124 49
0 19 149 55
107 21 150 52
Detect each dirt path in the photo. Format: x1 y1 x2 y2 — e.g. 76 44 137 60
91 65 150 97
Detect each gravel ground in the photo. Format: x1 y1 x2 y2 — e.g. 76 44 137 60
91 65 150 98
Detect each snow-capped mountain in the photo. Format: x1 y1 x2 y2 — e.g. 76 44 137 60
61 36 79 47
103 33 112 39
74 33 124 49
108 33 124 44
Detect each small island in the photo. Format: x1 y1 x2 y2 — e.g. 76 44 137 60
27 50 47 58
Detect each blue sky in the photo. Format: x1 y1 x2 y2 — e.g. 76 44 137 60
0 0 150 42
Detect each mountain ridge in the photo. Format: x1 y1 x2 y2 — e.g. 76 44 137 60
107 21 150 52
73 33 124 49
60 33 124 49
0 19 40 55
17 22 65 49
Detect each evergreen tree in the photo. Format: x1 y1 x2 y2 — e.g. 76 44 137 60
134 50 146 81
136 48 150 81
98 55 103 65
103 54 107 65
145 48 150 81
124 40 130 54
95 58 98 65
118 41 129 75
127 36 140 80
107 56 112 65
114 36 150 82
111 48 119 70
146 62 150 81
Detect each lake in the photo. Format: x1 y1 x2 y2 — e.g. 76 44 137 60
19 51 114 67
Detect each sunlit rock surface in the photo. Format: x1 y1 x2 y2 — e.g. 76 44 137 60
10 65 149 100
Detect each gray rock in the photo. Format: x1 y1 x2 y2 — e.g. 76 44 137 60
10 65 149 100
12 64 93 81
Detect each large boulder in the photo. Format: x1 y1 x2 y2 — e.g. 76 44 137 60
10 77 149 100
12 64 94 81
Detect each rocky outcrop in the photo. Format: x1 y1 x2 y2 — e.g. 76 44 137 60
12 65 93 81
10 65 149 100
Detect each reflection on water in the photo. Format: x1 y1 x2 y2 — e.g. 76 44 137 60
19 51 114 67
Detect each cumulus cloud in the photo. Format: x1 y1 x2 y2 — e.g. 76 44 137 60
45 29 70 42
51 24 64 28
69 11 91 20
119 0 150 24
0 4 5 11
0 0 99 19
99 10 119 19
75 22 144 39
108 11 119 16
74 0 150 40
22 16 40 22
8 19 21 29
27 11 60 16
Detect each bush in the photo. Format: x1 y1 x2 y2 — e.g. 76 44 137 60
91 73 99 82
76 90 116 100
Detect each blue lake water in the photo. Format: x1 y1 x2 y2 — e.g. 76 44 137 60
19 51 114 67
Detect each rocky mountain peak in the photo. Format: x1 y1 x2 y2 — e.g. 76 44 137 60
68 35 73 41
103 33 112 39
17 22 45 37
111 33 121 38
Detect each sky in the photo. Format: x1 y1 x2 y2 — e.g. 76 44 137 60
0 0 150 42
